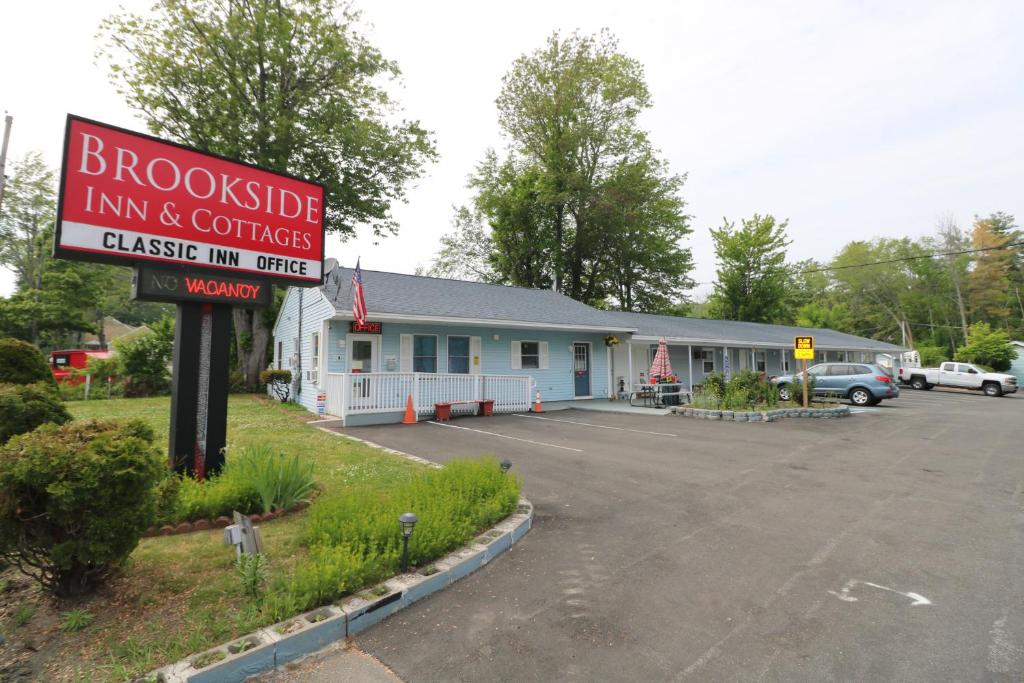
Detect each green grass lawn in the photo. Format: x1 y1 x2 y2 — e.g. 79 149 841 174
16 395 425 681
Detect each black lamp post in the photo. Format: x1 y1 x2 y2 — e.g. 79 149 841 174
500 458 512 475
399 512 418 572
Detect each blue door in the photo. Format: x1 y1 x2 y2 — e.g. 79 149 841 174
573 343 591 397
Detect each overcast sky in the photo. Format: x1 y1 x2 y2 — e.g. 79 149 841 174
2 0 1022 299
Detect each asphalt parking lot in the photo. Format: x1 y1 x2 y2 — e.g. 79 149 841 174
323 389 1022 682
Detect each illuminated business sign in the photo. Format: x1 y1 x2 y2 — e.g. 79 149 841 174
55 115 325 286
132 267 272 307
350 321 382 334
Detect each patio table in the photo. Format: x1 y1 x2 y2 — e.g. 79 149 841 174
630 383 690 408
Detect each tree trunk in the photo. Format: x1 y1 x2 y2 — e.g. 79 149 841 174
233 307 270 389
952 275 969 342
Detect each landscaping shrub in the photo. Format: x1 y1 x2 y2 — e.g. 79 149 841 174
232 444 315 513
0 338 55 387
280 459 520 611
174 472 262 523
260 369 292 402
116 316 174 397
154 445 316 523
693 370 778 410
0 419 164 596
0 382 72 444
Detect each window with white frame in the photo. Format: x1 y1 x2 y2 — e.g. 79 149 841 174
697 348 714 374
520 341 540 369
311 332 320 369
754 350 767 373
782 355 791 373
413 335 437 373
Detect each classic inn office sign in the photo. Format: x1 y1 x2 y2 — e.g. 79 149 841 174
55 115 325 476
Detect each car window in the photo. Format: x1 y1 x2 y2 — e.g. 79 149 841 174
962 365 979 374
852 365 872 375
955 364 969 373
827 365 852 376
808 365 827 376
941 362 956 372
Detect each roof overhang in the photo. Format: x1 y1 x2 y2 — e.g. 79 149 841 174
628 334 905 352
332 311 636 334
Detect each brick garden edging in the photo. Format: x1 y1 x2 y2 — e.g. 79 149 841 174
142 497 316 538
138 497 534 683
671 405 851 421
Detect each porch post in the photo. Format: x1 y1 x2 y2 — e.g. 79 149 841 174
412 372 420 416
688 344 694 394
627 343 634 390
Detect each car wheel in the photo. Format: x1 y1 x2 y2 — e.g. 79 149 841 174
982 382 1002 397
910 377 927 390
850 388 871 406
778 385 791 401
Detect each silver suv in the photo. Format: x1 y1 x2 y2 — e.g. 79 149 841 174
772 363 900 406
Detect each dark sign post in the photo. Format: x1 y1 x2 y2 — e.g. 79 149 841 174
55 115 325 477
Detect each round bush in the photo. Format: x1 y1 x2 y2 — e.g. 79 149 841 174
0 419 164 596
0 338 56 387
0 383 72 444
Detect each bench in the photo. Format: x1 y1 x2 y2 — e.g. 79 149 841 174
434 399 495 421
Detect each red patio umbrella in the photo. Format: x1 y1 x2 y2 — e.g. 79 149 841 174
649 337 673 380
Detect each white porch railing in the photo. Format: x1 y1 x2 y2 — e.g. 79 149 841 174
324 372 532 421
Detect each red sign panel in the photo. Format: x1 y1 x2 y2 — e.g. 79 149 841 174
55 115 325 285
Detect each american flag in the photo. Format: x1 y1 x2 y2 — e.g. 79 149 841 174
352 259 367 325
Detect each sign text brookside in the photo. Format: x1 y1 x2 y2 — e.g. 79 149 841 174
55 115 325 286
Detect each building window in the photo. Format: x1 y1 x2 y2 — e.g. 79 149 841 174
755 351 767 373
448 336 470 374
311 332 320 369
782 355 791 373
699 349 714 374
277 341 283 370
520 341 540 369
413 335 437 373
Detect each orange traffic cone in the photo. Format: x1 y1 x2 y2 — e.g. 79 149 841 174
533 390 543 413
402 395 417 424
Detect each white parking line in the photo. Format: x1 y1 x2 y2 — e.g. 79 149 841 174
427 420 584 452
513 413 679 437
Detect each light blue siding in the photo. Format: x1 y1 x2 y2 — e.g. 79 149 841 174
1010 343 1024 384
377 323 609 401
272 287 335 413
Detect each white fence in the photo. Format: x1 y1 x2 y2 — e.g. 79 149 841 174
324 372 532 422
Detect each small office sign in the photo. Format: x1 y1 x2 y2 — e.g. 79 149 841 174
794 336 815 360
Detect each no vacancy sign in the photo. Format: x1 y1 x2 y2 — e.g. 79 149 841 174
54 115 325 286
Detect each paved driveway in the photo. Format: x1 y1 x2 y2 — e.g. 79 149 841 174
322 391 1022 681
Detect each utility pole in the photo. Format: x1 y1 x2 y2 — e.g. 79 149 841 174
0 113 12 214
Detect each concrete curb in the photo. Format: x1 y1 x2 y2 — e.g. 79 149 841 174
141 498 533 683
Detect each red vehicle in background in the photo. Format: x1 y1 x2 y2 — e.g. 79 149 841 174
49 349 110 384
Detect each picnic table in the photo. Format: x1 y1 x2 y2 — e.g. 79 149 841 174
629 382 690 408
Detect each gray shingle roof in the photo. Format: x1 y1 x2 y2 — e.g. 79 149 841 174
321 267 635 331
315 267 904 351
601 311 905 352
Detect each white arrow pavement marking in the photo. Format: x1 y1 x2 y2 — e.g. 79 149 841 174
828 579 932 606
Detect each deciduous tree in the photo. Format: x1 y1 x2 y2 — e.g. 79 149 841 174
708 214 791 323
100 0 436 386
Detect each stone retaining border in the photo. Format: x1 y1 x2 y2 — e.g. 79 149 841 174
671 405 851 421
139 497 534 683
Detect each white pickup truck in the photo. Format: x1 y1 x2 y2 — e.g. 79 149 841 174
897 361 1019 397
